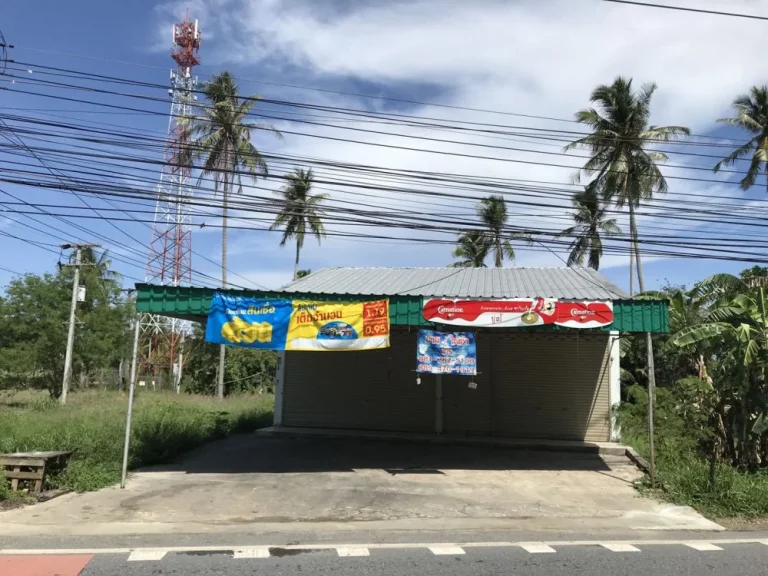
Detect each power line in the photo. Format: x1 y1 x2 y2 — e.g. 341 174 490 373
601 0 768 21
0 264 24 276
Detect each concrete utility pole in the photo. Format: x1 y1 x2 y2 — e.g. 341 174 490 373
60 243 99 405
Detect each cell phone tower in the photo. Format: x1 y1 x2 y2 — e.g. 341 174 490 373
139 13 201 390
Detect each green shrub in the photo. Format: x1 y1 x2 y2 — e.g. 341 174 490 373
620 378 768 518
0 469 10 501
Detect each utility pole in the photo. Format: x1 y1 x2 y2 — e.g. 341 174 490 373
60 243 99 405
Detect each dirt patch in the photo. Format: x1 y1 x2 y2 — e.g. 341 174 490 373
715 516 768 531
0 498 28 512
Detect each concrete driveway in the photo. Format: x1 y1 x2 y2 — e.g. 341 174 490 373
0 435 722 536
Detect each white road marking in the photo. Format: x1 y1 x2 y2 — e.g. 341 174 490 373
5 538 768 557
233 548 270 559
428 545 466 555
336 547 370 557
601 543 640 552
127 550 167 561
685 542 723 551
520 543 556 554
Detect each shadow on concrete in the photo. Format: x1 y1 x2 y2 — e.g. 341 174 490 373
145 434 613 474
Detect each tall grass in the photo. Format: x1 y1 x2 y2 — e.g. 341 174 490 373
0 390 274 497
620 385 768 518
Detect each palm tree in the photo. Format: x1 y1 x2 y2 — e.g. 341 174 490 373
565 77 690 295
477 195 530 268
270 168 328 280
71 247 119 284
182 71 280 399
559 184 620 270
714 86 768 190
451 230 489 268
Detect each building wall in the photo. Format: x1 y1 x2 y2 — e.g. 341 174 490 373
281 329 611 442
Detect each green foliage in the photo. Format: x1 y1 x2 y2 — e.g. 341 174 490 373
0 390 274 498
451 230 489 268
270 168 328 279
567 76 690 292
714 86 768 191
620 380 768 518
183 328 277 395
0 257 132 397
0 469 10 501
477 195 531 267
451 196 530 268
559 183 620 271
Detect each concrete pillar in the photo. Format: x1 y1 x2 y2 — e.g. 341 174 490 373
609 331 621 442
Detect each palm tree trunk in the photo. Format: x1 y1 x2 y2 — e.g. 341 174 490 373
629 198 657 485
293 239 301 281
631 206 645 293
495 240 502 268
628 202 636 296
217 156 230 400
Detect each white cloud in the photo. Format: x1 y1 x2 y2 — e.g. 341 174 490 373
153 0 768 290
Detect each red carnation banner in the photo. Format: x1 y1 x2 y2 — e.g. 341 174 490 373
423 298 614 329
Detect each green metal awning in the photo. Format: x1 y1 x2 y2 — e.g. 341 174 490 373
135 283 669 333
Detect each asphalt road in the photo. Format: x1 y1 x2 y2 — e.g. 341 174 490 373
67 542 768 576
4 535 768 576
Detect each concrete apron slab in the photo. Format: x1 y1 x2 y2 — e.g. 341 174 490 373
0 435 724 536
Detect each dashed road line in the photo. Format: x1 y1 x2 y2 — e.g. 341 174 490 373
336 547 370 557
233 548 270 559
428 545 466 555
520 543 557 554
4 539 768 558
601 543 641 552
127 549 167 561
685 542 723 551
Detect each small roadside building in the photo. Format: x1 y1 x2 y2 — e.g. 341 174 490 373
136 267 668 443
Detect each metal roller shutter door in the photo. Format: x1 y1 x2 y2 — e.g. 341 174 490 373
442 332 492 435
491 333 611 441
282 328 434 432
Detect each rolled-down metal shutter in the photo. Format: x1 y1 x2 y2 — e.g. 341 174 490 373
491 332 611 441
442 332 492 435
282 328 434 432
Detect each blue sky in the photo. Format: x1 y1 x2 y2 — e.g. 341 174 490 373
1 0 767 294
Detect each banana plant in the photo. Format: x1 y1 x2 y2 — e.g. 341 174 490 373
670 274 768 467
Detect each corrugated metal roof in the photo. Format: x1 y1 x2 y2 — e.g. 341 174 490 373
277 267 629 300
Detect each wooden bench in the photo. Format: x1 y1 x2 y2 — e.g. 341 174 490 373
0 451 72 495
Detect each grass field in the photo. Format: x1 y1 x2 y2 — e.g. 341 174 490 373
0 389 274 500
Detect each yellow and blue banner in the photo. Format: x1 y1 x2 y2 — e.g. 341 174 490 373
205 293 390 351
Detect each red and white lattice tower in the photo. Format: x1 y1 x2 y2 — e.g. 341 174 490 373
139 14 201 387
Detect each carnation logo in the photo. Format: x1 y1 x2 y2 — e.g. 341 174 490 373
437 306 464 315
572 309 595 316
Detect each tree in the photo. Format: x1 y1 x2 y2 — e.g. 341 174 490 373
714 86 768 190
181 71 280 399
270 168 328 280
0 267 132 397
565 77 690 294
559 184 620 270
451 230 489 268
295 269 311 279
183 326 277 396
477 195 530 268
